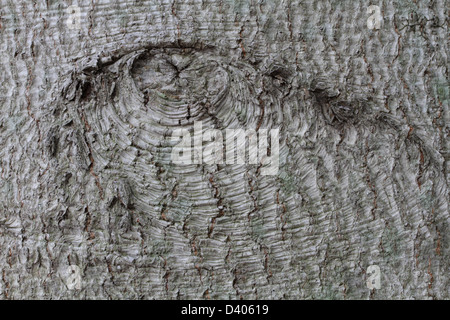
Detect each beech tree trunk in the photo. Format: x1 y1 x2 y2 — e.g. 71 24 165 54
0 0 448 299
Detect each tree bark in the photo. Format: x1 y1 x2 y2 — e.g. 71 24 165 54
0 0 448 299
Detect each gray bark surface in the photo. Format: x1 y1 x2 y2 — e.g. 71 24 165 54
0 0 448 299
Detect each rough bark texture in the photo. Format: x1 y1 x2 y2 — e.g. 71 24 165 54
0 0 448 299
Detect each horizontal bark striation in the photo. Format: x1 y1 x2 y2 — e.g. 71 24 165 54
0 0 448 299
